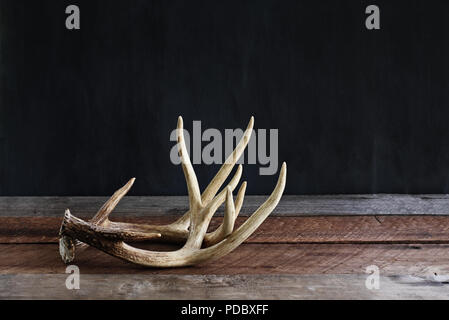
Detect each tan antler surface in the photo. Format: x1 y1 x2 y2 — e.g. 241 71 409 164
59 116 287 267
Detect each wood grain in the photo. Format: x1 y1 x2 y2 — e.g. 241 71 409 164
3 194 449 217
2 274 448 300
2 196 449 299
2 243 448 276
2 216 449 244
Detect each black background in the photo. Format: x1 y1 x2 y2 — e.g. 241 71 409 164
1 0 449 196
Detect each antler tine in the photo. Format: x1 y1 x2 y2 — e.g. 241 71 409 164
234 181 247 217
177 116 202 209
223 187 236 236
204 181 247 246
201 116 254 203
91 177 136 225
64 209 162 242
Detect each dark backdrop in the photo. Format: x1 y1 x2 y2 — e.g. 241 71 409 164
1 0 449 196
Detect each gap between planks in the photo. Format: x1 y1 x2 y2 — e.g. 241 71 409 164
3 194 449 217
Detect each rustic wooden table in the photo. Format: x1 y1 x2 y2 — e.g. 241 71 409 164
1 195 449 299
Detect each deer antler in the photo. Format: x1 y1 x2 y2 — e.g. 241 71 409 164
59 117 253 262
59 116 287 267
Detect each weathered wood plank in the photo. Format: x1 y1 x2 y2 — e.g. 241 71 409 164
2 216 449 244
3 194 449 217
1 243 448 276
1 274 448 300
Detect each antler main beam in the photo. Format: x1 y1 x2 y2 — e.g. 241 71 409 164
59 116 287 267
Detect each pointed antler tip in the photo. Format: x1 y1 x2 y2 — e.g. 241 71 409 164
126 177 136 187
248 116 254 127
279 162 287 177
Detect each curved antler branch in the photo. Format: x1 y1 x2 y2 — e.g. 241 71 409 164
177 116 202 209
